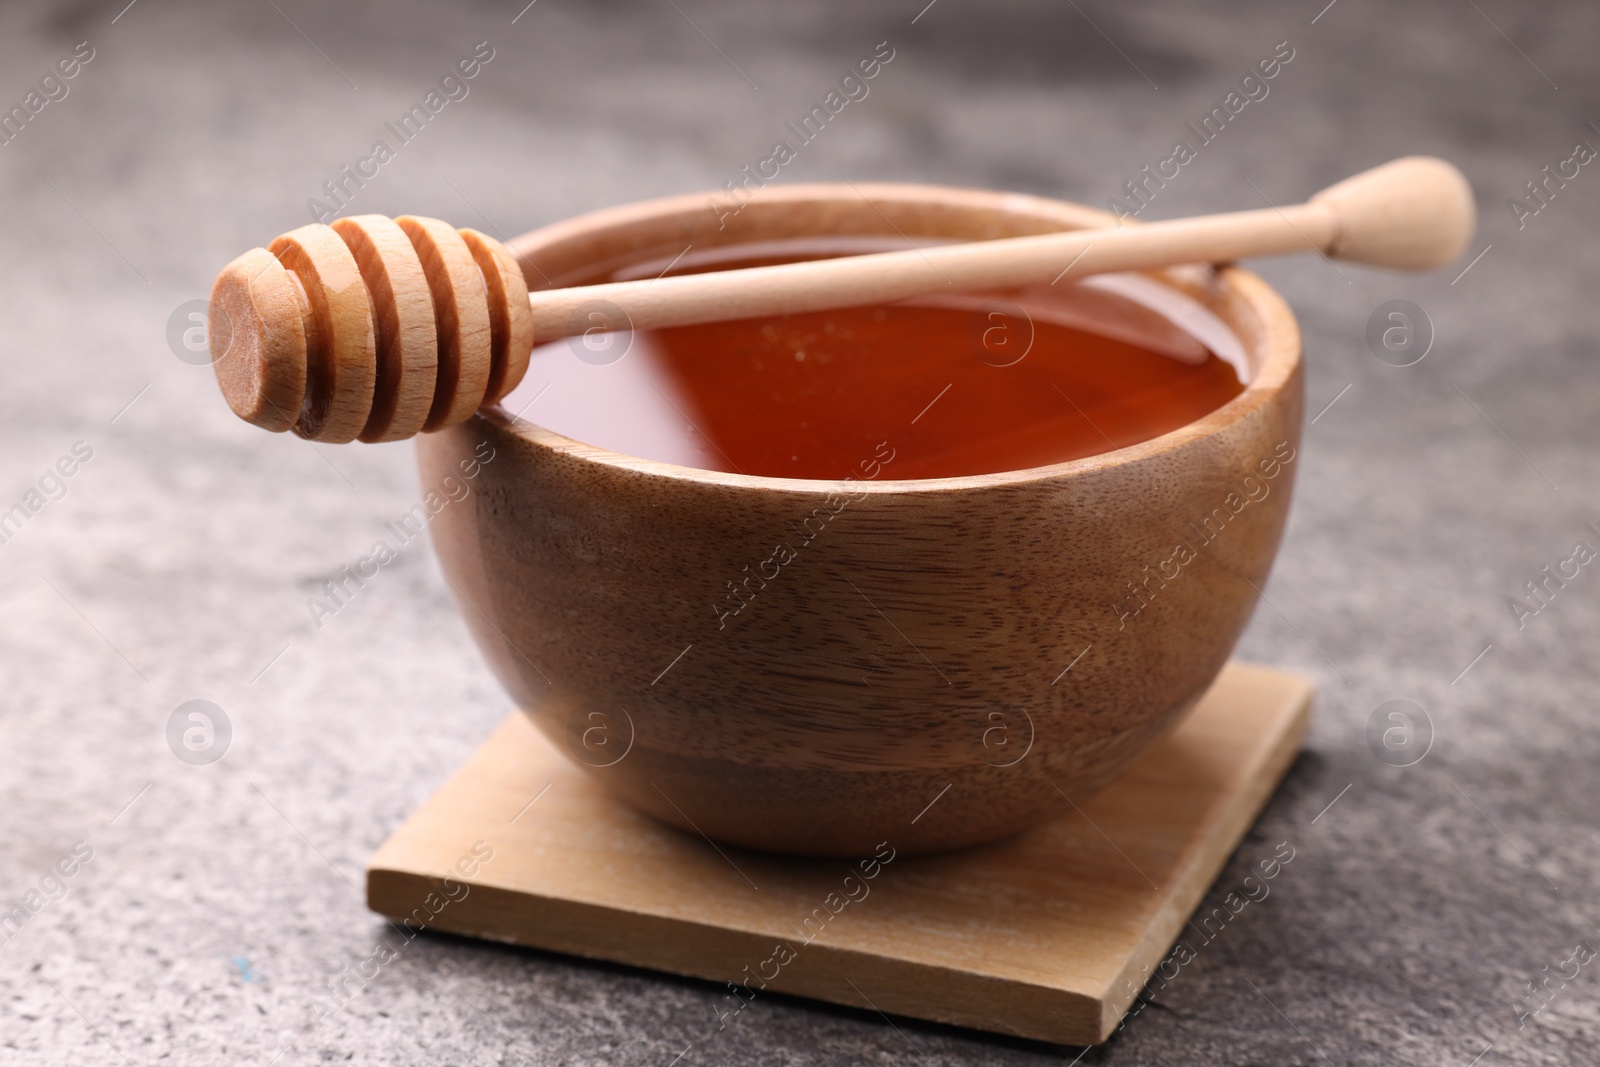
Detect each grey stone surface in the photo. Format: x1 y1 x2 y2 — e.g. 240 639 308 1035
2 0 1598 1063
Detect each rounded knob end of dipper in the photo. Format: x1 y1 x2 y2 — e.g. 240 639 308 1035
209 247 309 434
1310 156 1477 272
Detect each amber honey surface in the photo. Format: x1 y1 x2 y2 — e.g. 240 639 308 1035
524 241 1247 480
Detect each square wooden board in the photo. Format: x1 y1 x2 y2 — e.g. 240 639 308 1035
368 661 1313 1045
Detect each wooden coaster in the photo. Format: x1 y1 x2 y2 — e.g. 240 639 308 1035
367 661 1312 1046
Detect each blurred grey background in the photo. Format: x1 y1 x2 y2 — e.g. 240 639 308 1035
2 0 1599 1064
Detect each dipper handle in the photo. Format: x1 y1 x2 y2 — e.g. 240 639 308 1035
209 156 1474 442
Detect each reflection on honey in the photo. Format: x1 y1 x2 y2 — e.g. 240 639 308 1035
514 240 1246 480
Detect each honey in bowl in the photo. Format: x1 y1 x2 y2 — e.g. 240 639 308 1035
511 239 1247 480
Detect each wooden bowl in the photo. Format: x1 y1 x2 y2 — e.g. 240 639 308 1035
418 183 1303 857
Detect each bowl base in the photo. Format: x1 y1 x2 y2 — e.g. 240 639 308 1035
366 660 1313 1046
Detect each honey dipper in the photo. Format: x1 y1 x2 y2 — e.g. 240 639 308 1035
208 156 1473 443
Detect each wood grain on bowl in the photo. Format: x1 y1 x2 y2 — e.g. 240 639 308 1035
419 183 1304 856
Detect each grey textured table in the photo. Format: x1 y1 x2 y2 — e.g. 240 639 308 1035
3 1 1597 1064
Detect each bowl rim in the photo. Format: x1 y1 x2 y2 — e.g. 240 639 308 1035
486 182 1302 496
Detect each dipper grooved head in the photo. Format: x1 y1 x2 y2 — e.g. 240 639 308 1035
208 216 536 442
